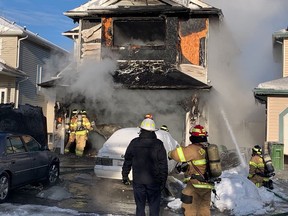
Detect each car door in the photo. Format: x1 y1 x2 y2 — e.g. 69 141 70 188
22 135 49 180
6 135 34 186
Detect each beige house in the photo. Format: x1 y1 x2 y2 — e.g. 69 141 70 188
48 0 222 147
254 28 288 156
0 16 69 144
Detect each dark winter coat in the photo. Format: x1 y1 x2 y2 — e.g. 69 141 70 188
122 130 168 186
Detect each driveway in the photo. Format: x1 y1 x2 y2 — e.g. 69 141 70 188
6 154 288 216
7 154 183 215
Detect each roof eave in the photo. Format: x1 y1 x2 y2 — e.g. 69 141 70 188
123 85 212 90
253 88 288 103
64 6 222 19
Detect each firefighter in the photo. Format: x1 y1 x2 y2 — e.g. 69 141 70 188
248 145 274 189
160 124 169 132
122 118 168 216
168 125 214 216
74 110 92 157
64 109 78 154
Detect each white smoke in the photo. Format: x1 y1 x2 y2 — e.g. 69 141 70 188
203 0 288 150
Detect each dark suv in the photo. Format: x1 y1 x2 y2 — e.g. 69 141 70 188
0 132 60 203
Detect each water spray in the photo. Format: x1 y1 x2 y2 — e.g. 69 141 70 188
220 108 246 168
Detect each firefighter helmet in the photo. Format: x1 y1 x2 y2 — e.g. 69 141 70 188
140 118 158 131
72 109 78 115
252 145 262 155
144 113 153 119
190 124 208 143
80 110 87 115
160 125 169 132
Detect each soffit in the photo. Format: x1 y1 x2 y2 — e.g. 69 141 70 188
254 77 288 103
0 62 27 78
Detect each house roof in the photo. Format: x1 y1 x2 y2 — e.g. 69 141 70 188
39 60 210 89
253 77 288 103
273 28 288 43
64 0 222 19
62 26 79 39
0 16 69 54
0 59 27 78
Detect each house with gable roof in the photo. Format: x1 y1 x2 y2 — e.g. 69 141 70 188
254 28 288 157
41 0 222 148
0 16 69 144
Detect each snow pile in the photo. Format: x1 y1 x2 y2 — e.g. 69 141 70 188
213 167 275 215
36 186 72 201
0 203 83 216
167 166 277 216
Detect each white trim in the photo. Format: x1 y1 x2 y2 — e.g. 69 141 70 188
0 88 7 103
36 65 42 92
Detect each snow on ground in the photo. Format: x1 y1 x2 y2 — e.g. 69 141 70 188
1 165 288 215
0 203 99 216
167 166 288 216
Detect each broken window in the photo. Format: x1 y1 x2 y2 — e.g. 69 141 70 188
113 19 166 47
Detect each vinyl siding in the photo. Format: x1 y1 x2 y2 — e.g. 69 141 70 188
18 39 50 107
267 97 288 141
18 39 54 132
0 75 16 103
284 39 288 77
0 36 18 67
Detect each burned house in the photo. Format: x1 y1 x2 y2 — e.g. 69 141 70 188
41 0 223 152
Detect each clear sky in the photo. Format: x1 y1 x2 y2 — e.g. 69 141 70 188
0 0 88 52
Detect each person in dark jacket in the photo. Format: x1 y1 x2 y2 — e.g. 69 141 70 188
122 118 168 216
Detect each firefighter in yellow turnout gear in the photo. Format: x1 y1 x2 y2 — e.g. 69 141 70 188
75 110 92 157
248 145 274 189
65 109 92 157
65 109 78 154
168 125 214 216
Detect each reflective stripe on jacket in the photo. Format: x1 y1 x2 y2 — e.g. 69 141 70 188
169 144 213 189
248 155 265 178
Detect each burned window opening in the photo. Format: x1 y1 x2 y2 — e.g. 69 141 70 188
113 20 166 47
199 37 206 67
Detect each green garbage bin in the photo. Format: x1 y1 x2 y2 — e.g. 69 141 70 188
268 142 284 171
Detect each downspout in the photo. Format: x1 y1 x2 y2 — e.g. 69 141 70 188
15 77 28 108
16 35 28 68
15 35 29 108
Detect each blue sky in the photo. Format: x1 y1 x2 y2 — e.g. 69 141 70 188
0 0 88 52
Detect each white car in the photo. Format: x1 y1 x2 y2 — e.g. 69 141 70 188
94 127 179 179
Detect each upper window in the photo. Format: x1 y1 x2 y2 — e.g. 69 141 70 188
113 19 166 47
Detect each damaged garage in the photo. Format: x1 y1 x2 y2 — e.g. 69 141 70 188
40 0 223 155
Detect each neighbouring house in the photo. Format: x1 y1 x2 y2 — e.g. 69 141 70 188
254 28 288 156
40 0 223 152
0 16 70 145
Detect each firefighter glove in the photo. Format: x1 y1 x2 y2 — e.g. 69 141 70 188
122 177 131 185
168 151 172 160
176 162 189 173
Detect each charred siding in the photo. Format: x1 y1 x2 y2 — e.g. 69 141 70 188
179 18 208 66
